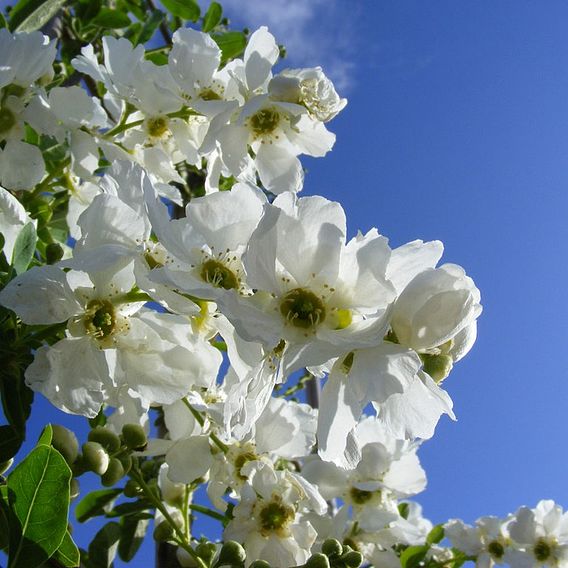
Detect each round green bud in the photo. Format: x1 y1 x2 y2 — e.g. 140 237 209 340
420 353 453 384
322 539 343 558
70 478 80 500
82 441 110 475
196 542 217 563
122 424 148 451
218 541 246 566
0 458 13 475
101 457 125 486
46 243 64 264
249 561 271 568
341 551 363 568
52 424 79 465
153 520 174 543
117 453 132 475
71 455 89 477
123 479 141 498
305 553 330 568
88 427 121 453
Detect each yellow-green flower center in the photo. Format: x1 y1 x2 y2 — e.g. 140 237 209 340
249 107 281 136
233 450 259 480
84 300 116 339
349 487 375 505
259 499 294 535
146 116 169 138
200 88 222 101
487 541 505 559
200 259 239 290
280 288 326 329
0 107 16 135
534 538 552 562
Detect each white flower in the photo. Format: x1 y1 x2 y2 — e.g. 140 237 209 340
269 67 347 122
0 185 36 261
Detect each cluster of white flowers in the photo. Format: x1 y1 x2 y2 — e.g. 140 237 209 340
446 500 568 568
5 25 551 568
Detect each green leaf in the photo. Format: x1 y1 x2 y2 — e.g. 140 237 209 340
7 444 71 568
118 514 149 562
212 31 247 63
400 545 429 568
134 9 165 44
0 12 7 28
202 1 222 32
160 0 199 21
0 487 9 551
106 500 151 518
75 488 122 523
37 423 53 446
12 0 67 32
52 530 80 567
426 524 445 545
88 522 121 568
91 7 131 28
11 222 37 275
0 425 24 464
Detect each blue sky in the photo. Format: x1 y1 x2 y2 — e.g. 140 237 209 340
4 0 568 564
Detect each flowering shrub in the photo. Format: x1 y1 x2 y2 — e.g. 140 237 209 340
0 1 561 567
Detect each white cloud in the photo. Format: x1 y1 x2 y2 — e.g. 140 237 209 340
206 0 358 92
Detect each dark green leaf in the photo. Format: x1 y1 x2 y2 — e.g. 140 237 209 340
212 31 247 63
145 51 168 65
133 9 164 44
75 488 122 523
91 7 131 28
160 0 199 21
52 530 80 567
398 502 409 519
106 500 152 518
0 12 7 28
37 423 53 446
0 486 9 551
118 514 149 562
0 425 24 464
88 407 107 429
400 545 429 568
7 444 71 568
426 524 445 545
88 522 121 568
11 222 37 275
202 1 222 32
12 0 67 32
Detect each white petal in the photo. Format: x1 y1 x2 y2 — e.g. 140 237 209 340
244 26 279 92
0 140 44 190
166 435 212 483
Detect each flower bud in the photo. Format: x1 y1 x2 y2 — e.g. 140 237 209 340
101 457 125 486
70 478 80 500
249 561 271 568
153 520 174 543
341 551 363 568
88 427 121 453
420 353 453 384
218 541 246 566
123 479 141 498
305 553 330 568
117 453 132 475
321 539 343 558
82 441 109 475
45 243 64 264
52 424 79 465
122 424 148 451
195 542 217 564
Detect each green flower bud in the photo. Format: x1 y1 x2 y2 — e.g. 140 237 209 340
123 479 141 498
341 551 363 568
305 553 330 568
70 478 80 500
0 458 13 475
122 424 148 451
196 542 217 563
218 541 246 566
101 457 125 486
52 424 79 465
420 353 453 384
45 243 64 264
322 539 343 558
88 427 121 453
153 520 174 542
82 441 110 475
117 453 132 475
249 561 271 568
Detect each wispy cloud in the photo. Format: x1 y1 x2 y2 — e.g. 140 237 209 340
208 0 358 92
